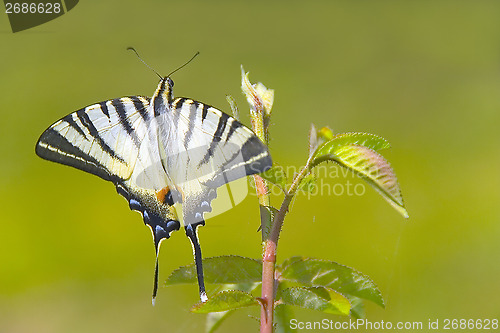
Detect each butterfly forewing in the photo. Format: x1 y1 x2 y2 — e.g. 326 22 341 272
36 96 151 183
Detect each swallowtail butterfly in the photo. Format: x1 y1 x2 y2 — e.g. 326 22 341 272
36 71 272 304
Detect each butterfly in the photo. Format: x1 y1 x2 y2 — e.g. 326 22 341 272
36 69 272 304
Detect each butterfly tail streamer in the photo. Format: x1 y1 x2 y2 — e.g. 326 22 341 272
185 222 208 302
145 211 181 306
151 231 165 306
152 250 160 306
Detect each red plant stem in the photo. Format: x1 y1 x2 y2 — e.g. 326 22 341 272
259 165 310 333
260 241 276 333
245 74 311 332
259 196 293 333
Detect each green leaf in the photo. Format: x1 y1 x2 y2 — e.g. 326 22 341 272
192 290 258 313
348 296 365 319
259 165 287 190
311 142 408 218
297 173 316 193
280 287 351 316
274 304 295 333
313 132 390 160
279 256 304 269
166 256 262 285
205 283 260 333
280 257 385 308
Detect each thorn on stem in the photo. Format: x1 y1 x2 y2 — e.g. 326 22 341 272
256 297 269 322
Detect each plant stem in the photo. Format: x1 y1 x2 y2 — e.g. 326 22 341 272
244 75 274 333
242 70 299 332
260 240 276 333
254 175 271 239
260 165 311 333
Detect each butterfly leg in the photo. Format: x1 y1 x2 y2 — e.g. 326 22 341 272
185 221 208 302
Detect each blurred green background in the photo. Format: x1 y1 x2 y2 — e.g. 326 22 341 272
1 1 499 332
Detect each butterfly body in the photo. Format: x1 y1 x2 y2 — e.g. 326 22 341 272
36 76 272 303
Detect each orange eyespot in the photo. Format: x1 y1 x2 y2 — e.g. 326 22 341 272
156 187 172 205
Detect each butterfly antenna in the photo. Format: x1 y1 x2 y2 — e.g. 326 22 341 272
166 51 200 78
127 47 162 79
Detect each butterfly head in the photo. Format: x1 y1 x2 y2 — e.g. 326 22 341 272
152 77 175 110
165 77 174 88
163 76 174 100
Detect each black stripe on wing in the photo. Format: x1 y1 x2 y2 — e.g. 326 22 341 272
76 110 127 164
225 118 243 142
201 103 209 121
133 97 150 122
183 101 198 147
100 101 111 118
112 98 140 147
36 128 119 183
63 114 86 137
199 112 229 165
172 98 187 127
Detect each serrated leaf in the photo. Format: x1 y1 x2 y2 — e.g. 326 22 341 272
297 173 316 193
205 283 260 333
166 256 262 285
280 287 351 316
192 290 258 313
275 304 295 333
259 165 287 190
280 257 384 308
311 141 408 218
313 132 390 161
348 296 365 319
279 256 304 269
